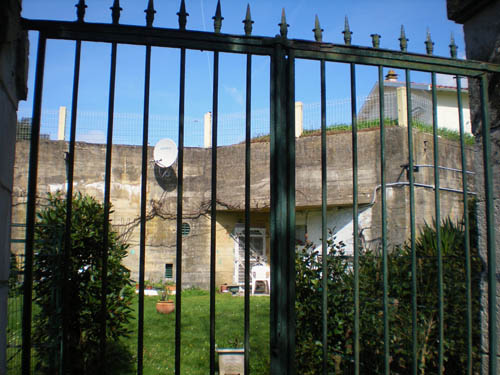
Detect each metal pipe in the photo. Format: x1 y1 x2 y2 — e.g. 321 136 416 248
367 182 475 207
413 164 474 175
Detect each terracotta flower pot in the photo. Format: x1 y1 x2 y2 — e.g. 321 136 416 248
156 300 175 314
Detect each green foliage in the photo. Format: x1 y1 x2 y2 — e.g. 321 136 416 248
8 252 21 297
32 192 134 375
253 119 475 146
295 233 354 374
412 121 475 145
302 118 399 137
296 215 482 374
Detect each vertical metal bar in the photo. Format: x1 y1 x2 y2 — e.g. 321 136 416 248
405 68 418 375
320 58 328 375
22 33 46 375
286 50 296 375
456 75 473 375
137 43 152 375
270 42 289 375
244 52 252 375
100 40 118 374
350 62 360 375
431 72 444 374
175 47 186 375
210 50 219 375
480 74 497 375
62 37 82 374
378 66 389 375
269 48 278 373
275 45 286 374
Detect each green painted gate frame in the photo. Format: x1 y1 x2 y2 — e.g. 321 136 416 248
19 1 500 375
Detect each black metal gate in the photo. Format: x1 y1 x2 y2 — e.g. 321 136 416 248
13 0 500 374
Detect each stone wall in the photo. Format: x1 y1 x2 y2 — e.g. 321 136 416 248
447 1 500 372
0 0 27 372
11 126 474 289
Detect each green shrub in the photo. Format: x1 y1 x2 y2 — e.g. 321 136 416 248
33 192 134 375
8 252 21 297
295 214 482 374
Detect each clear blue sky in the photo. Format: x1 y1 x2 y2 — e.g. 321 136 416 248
19 0 466 145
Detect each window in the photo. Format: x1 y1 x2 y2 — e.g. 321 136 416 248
181 222 190 236
165 263 173 279
296 225 307 246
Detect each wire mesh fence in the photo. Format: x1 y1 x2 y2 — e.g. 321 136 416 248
16 91 439 147
7 248 24 375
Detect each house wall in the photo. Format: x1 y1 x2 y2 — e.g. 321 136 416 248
437 90 472 133
358 83 472 134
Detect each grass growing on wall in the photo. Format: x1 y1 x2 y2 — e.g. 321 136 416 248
252 119 475 145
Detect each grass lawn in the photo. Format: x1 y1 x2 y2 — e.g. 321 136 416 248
122 289 270 375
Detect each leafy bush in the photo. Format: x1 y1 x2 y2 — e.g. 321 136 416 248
8 252 21 297
296 215 482 374
33 192 134 375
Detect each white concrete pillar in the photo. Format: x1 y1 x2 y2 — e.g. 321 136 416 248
204 112 212 148
57 106 67 141
295 101 303 138
396 86 408 127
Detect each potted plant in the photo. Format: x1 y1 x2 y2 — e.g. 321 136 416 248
165 280 176 294
155 282 175 314
216 338 244 375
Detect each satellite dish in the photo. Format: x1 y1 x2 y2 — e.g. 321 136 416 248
154 138 178 168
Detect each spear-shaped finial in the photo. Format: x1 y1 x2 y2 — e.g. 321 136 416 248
399 25 408 52
371 33 381 48
313 15 323 42
449 32 457 59
213 0 223 34
177 0 189 31
76 0 87 23
243 4 254 36
110 0 122 25
279 8 289 39
425 28 434 55
343 16 352 45
145 0 156 28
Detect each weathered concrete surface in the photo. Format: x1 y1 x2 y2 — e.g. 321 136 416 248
0 0 27 372
448 0 500 372
12 127 474 289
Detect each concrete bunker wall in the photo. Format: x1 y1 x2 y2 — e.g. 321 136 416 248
11 127 474 289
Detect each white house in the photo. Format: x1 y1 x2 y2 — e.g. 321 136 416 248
358 70 471 134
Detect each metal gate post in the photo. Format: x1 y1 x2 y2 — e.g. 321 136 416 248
270 40 296 375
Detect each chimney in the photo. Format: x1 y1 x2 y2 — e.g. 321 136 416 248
385 69 398 81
